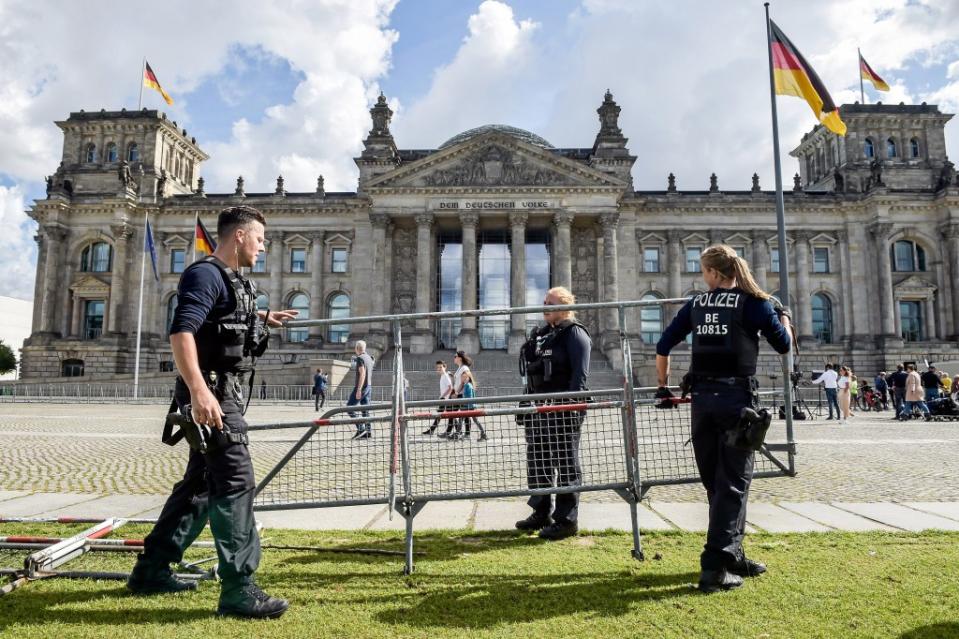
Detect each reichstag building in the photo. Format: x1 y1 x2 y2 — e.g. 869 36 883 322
20 91 959 382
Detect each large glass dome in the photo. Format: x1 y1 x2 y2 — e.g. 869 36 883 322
439 124 554 150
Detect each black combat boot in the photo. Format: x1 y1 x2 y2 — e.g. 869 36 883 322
729 556 767 578
217 582 289 619
538 520 578 541
515 512 553 532
127 554 198 595
697 568 744 593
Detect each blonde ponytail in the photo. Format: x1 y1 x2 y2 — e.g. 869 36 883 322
700 244 771 300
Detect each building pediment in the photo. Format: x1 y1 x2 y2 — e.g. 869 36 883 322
894 274 936 294
366 131 626 190
70 275 110 297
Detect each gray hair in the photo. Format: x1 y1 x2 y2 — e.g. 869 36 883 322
354 340 366 352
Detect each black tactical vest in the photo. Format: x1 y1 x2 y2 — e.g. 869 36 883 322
184 256 266 373
520 319 590 393
689 287 759 378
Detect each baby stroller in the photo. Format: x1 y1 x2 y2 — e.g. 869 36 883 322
927 396 959 421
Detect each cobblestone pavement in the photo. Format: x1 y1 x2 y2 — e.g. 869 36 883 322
0 403 956 503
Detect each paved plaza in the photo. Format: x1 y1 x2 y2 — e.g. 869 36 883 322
1 401 958 533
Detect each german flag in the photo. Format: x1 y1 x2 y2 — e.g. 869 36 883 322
769 20 846 136
860 53 890 92
194 214 217 256
143 61 174 106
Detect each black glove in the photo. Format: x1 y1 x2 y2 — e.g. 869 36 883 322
654 386 676 409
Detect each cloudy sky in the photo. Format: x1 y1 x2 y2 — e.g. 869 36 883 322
1 0 957 302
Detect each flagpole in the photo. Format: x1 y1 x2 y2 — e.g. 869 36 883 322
856 47 866 104
764 3 796 454
192 213 198 263
133 211 148 399
137 58 146 110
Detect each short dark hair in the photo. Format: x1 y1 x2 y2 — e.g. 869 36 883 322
825 363 833 370
435 360 446 367
218 205 266 238
897 364 904 371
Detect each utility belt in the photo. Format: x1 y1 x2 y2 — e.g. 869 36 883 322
681 373 757 395
161 371 250 452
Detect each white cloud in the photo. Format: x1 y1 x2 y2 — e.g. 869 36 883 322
390 0 959 190
0 185 37 301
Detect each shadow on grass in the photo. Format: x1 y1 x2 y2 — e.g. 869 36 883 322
0 584 212 629
899 623 959 639
375 570 699 629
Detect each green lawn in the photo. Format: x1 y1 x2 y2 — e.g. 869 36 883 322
0 524 957 639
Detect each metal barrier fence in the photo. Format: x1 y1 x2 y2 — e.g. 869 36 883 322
248 298 797 573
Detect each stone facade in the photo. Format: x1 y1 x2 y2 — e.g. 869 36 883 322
20 97 959 384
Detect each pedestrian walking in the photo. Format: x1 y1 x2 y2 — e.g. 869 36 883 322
312 368 328 412
447 351 486 440
874 372 889 410
849 373 860 412
423 360 455 436
348 341 375 439
889 364 908 416
901 363 933 421
259 379 267 400
921 364 944 403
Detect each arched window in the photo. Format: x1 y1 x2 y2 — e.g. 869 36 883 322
106 143 118 163
328 293 351 344
640 292 664 344
288 293 310 342
864 138 874 159
910 138 920 158
61 359 84 377
811 294 833 344
80 242 112 272
166 295 178 333
127 143 139 162
85 143 97 163
886 137 897 158
255 293 269 311
891 240 926 272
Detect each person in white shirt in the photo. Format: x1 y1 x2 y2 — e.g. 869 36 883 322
423 361 454 436
444 351 486 440
812 363 840 420
836 366 852 424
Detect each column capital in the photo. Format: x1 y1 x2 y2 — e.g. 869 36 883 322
666 228 684 243
369 212 390 229
508 211 529 229
834 228 848 243
750 230 774 243
309 231 325 243
457 211 477 227
792 230 813 244
110 224 134 242
553 211 575 227
939 222 959 240
265 229 285 243
868 222 894 241
599 211 620 230
41 225 67 243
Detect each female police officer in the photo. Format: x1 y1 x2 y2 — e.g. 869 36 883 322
655 244 792 593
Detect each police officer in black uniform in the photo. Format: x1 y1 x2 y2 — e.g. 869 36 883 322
127 206 297 619
516 286 592 541
655 244 792 593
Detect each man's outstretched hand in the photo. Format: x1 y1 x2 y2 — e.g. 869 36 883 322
260 309 298 327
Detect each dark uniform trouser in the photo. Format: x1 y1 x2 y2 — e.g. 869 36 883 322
525 410 583 523
142 381 260 586
690 382 754 571
314 390 325 411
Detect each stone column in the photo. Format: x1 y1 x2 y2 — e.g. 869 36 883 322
456 211 479 353
266 230 284 347
59 262 73 337
600 212 620 332
750 231 769 291
666 229 683 322
107 224 133 335
308 231 325 343
924 297 937 341
941 223 959 339
870 222 899 343
508 211 528 354
31 232 47 334
38 226 66 335
793 231 814 344
409 213 436 353
552 211 574 289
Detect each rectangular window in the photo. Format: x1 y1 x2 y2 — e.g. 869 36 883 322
643 247 660 273
290 248 306 273
734 246 746 259
894 241 914 272
685 246 702 273
771 248 780 273
252 252 266 273
83 300 105 340
899 301 924 342
170 249 185 274
813 247 829 273
332 248 348 273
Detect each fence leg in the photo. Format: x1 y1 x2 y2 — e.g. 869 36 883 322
400 499 424 575
615 488 644 561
